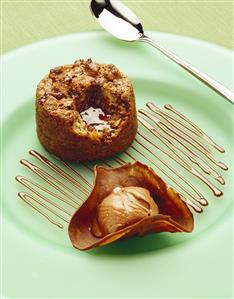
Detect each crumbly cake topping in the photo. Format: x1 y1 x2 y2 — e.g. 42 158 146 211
36 59 133 141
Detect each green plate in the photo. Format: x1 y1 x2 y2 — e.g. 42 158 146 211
2 31 233 298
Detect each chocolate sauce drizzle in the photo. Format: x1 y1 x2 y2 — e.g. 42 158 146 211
139 109 228 171
57 158 92 189
16 176 74 214
147 103 211 154
112 156 126 165
29 150 90 195
138 116 224 184
141 131 220 195
135 125 222 197
18 192 67 229
20 159 84 205
164 104 225 153
16 103 227 228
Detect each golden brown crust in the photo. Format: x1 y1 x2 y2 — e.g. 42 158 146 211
36 59 137 160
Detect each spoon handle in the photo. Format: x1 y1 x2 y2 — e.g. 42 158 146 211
139 35 233 104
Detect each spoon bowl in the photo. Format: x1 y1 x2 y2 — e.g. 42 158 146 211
90 0 144 41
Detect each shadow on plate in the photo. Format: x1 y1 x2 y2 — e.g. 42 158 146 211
87 232 192 256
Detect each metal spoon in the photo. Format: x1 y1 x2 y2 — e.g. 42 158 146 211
90 0 233 104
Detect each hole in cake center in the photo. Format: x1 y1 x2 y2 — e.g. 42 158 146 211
78 85 113 131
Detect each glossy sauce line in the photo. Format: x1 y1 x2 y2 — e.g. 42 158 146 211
138 116 224 185
147 103 211 154
150 102 224 155
16 176 72 216
30 150 90 195
139 117 212 177
164 104 225 153
140 109 211 158
18 192 67 228
139 114 224 182
81 162 94 172
16 176 77 210
20 159 84 205
100 160 113 168
139 109 228 170
57 158 92 189
148 102 203 138
112 156 126 165
135 131 222 197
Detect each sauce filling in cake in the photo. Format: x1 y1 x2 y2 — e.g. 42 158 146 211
80 107 112 131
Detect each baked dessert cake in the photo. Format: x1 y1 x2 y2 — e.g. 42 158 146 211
36 59 137 160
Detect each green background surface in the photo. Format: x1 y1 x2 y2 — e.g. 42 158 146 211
1 0 234 53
